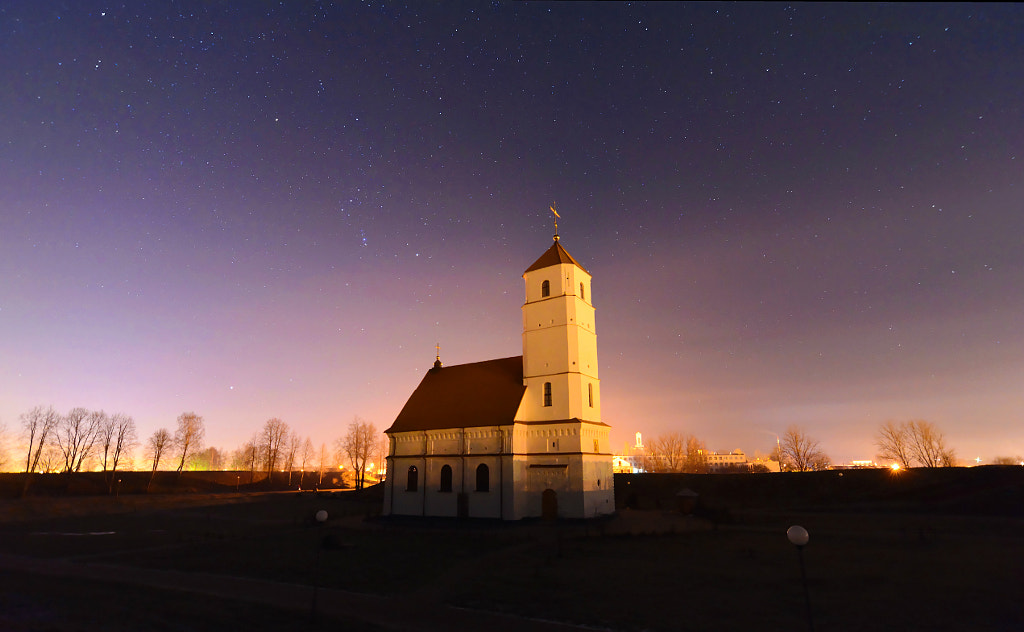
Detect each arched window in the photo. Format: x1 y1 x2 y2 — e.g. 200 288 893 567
439 464 453 492
588 383 594 407
406 465 418 492
476 463 490 492
543 382 552 407
580 282 585 301
541 280 550 297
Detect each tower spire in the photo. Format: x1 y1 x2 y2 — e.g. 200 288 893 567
433 342 442 370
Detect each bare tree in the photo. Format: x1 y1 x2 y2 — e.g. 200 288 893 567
39 445 63 473
992 456 1023 466
645 432 707 473
54 408 104 473
173 412 205 474
779 425 829 472
336 417 377 490
684 435 709 474
258 418 289 484
645 432 687 473
230 435 259 483
284 432 301 486
317 442 329 487
876 420 955 468
99 413 137 494
299 437 315 489
239 434 260 483
876 420 915 469
146 428 172 492
907 420 955 467
372 434 389 483
21 405 60 475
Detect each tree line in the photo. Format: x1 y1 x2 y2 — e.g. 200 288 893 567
638 419 1020 473
9 405 390 493
224 416 385 490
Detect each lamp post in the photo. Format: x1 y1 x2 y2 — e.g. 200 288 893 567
787 525 814 632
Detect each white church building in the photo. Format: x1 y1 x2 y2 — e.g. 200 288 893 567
382 235 614 520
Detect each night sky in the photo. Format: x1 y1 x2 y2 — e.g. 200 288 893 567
2 2 1022 466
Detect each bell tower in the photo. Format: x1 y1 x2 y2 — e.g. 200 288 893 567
518 236 601 423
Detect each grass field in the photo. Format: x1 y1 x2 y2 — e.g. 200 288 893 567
0 470 1022 631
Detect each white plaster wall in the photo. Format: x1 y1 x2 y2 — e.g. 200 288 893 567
385 428 512 518
522 308 597 376
392 432 427 457
463 455 504 518
385 455 427 516
509 452 614 519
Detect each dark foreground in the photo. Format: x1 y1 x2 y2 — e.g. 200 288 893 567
0 468 1022 631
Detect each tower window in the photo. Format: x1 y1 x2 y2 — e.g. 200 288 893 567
541 280 550 297
476 463 490 492
588 383 594 407
543 382 552 407
439 464 453 492
406 465 418 492
580 282 585 300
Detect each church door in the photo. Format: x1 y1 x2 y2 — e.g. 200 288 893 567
542 488 558 520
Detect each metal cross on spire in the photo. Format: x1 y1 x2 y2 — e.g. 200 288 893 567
549 202 560 241
432 342 443 369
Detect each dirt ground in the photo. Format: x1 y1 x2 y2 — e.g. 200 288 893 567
0 485 1022 631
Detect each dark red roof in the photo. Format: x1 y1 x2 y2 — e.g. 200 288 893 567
386 356 526 433
524 239 589 274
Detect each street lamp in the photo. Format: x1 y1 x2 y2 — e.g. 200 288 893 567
787 525 814 632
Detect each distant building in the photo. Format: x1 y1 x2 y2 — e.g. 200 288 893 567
832 460 881 470
705 450 748 472
612 455 638 474
382 236 615 520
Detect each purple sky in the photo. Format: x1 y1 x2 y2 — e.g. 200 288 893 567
2 2 1022 466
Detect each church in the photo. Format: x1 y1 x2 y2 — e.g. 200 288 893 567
382 233 615 520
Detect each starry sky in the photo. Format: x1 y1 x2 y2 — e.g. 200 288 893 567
2 2 1022 467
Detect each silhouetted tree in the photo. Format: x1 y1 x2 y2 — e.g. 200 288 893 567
875 420 915 469
992 456 1023 466
299 437 315 489
780 425 829 472
317 442 329 487
245 434 260 483
907 420 955 467
258 417 289 484
99 413 137 494
147 428 172 492
21 406 60 476
337 417 376 490
54 408 103 473
284 432 301 485
173 412 205 474
876 420 955 468
40 446 61 473
372 434 389 483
